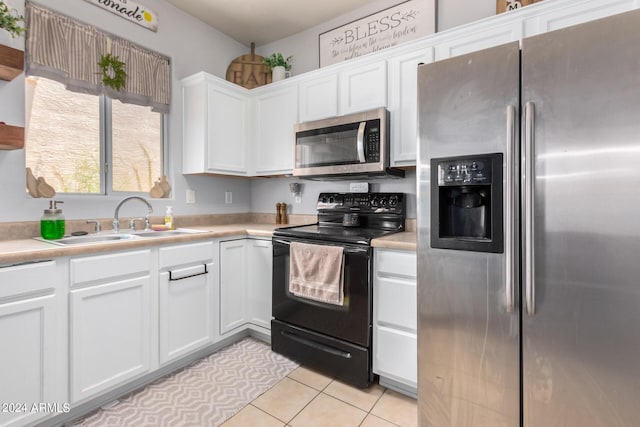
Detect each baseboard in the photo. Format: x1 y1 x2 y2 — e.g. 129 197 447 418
378 376 417 399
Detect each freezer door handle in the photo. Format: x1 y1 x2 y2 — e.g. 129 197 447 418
524 101 536 316
505 104 517 313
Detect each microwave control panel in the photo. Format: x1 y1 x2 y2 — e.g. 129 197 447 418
365 119 381 162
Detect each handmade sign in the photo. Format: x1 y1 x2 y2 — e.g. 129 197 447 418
226 43 272 89
83 0 158 32
319 0 435 67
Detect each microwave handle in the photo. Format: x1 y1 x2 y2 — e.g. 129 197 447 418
356 121 366 163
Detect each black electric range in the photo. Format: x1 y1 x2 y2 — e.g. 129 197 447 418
271 192 405 388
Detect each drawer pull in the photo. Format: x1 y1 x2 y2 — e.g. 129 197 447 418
169 264 208 281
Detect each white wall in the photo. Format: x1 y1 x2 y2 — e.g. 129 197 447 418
256 0 496 75
0 0 251 222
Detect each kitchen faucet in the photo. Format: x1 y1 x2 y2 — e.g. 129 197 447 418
112 196 153 233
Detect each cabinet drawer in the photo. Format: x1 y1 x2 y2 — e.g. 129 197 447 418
375 276 416 331
159 241 215 269
376 249 416 278
374 326 417 386
70 250 151 285
0 260 57 298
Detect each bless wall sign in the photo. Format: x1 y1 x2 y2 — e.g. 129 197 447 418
319 0 435 67
83 0 158 32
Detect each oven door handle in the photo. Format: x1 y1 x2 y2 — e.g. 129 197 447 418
273 238 370 255
282 330 353 359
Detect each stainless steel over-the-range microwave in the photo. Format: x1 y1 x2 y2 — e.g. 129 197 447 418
293 108 403 179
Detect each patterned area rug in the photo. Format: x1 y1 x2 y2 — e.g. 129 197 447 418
74 338 298 427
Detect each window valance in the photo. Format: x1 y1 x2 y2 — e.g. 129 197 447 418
25 2 170 113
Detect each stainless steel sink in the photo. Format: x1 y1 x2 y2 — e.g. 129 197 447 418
35 228 207 246
36 233 141 246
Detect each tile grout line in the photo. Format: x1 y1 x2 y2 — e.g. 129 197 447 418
248 402 289 425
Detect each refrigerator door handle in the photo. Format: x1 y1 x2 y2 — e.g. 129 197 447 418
505 104 517 313
524 101 536 316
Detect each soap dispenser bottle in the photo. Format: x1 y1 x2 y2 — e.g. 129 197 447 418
41 200 65 240
164 206 174 230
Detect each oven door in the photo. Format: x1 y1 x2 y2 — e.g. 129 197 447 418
272 237 372 347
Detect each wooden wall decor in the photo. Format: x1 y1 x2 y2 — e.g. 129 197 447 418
0 123 24 150
497 0 543 14
0 44 24 81
226 43 272 89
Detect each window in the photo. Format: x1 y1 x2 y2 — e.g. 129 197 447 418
25 77 164 195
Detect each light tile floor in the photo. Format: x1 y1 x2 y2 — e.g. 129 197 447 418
221 366 417 427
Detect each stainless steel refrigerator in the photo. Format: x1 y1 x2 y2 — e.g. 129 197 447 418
416 9 640 427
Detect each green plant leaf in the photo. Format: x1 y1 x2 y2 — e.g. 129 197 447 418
0 1 26 38
98 53 127 92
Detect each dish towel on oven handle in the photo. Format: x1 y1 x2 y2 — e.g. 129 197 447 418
289 241 345 306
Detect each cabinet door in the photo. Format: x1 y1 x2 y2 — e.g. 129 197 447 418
253 86 299 175
435 21 523 60
247 239 272 330
373 249 417 389
375 326 417 387
159 263 214 365
70 276 151 402
339 60 387 114
0 294 57 427
299 73 339 121
219 240 247 335
388 48 435 166
207 83 249 174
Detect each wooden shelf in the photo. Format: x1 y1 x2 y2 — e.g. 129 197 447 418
0 124 25 150
0 44 24 81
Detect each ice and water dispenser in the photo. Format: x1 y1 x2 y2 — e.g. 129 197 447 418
430 153 503 253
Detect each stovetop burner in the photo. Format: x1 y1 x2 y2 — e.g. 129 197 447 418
273 192 406 245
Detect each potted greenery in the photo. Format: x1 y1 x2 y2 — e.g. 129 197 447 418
0 1 25 38
262 53 292 82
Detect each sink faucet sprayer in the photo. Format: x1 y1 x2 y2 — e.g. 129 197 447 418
112 196 153 233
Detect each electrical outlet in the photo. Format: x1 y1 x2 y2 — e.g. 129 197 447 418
350 182 369 193
225 191 232 204
186 189 196 204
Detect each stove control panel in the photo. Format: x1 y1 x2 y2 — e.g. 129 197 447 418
317 192 405 213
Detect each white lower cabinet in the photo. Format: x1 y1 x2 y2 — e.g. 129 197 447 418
373 249 417 394
69 250 153 403
220 238 272 336
0 261 62 427
159 241 218 364
220 239 248 334
247 239 273 330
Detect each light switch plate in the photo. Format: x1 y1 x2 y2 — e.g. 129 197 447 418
349 182 369 193
225 191 232 204
186 189 196 204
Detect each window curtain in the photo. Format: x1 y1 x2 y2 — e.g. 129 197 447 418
25 2 170 113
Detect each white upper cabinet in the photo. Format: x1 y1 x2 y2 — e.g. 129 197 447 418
253 85 299 175
435 20 524 61
299 73 339 122
182 73 249 176
388 47 435 166
339 60 388 114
